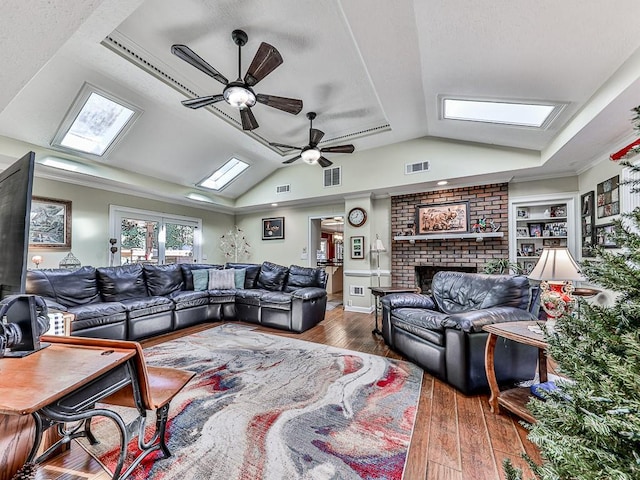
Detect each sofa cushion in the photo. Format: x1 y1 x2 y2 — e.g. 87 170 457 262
391 309 447 347
26 266 100 307
225 263 260 288
167 290 210 310
283 265 326 292
97 264 148 302
260 291 293 310
233 268 246 289
256 261 289 291
208 269 235 290
180 264 223 290
432 271 531 314
120 296 174 319
192 269 209 291
235 288 267 306
143 264 184 296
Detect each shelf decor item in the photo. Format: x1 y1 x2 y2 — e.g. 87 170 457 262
528 247 585 323
581 191 595 257
528 223 543 237
415 201 469 234
262 217 284 240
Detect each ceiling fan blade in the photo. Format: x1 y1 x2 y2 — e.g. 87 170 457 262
171 45 229 85
239 107 259 131
283 155 302 164
309 128 325 147
256 94 303 115
244 42 283 87
320 144 355 154
181 95 225 109
269 142 302 150
318 156 333 168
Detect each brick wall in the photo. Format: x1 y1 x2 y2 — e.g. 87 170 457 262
391 183 509 289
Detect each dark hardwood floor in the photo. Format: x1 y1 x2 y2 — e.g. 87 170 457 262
33 305 541 480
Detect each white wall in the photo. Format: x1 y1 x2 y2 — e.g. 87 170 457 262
30 177 235 269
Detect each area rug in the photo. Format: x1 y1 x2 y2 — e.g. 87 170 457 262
79 324 422 480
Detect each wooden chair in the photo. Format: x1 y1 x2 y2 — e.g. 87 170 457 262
40 335 195 480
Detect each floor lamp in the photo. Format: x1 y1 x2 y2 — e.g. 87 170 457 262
371 234 386 287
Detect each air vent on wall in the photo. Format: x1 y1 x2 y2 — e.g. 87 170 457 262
276 184 291 194
405 161 430 175
324 167 341 187
350 285 365 296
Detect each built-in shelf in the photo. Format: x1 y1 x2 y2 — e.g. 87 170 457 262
394 232 504 241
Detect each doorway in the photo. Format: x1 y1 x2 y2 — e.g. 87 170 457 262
308 215 344 298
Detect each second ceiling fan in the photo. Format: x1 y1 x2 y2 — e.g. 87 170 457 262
171 30 303 130
270 112 355 167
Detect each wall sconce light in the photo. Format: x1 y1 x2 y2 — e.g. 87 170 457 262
31 255 43 269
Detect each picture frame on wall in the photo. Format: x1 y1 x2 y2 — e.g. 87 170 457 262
415 201 470 234
581 191 596 257
595 223 618 248
29 197 72 249
350 236 365 259
262 217 285 240
596 175 620 219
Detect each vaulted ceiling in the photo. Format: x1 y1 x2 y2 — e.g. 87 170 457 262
1 0 640 213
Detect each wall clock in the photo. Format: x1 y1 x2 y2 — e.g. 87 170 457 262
348 207 367 227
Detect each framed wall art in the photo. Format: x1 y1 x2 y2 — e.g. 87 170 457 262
350 236 364 259
29 197 72 249
581 191 595 257
415 201 470 234
262 217 284 240
595 223 618 248
596 175 620 218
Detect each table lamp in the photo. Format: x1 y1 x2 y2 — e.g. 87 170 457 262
528 247 585 322
371 234 386 286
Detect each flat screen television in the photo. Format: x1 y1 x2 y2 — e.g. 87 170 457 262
0 151 35 299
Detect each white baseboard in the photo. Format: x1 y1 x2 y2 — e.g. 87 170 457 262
343 305 374 314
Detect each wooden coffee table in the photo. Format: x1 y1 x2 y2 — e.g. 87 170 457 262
483 321 548 423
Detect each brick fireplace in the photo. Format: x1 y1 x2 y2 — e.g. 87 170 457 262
390 183 509 291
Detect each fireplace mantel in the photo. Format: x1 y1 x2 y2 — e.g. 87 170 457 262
394 232 504 242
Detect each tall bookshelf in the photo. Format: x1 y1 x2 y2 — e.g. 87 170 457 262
509 194 578 273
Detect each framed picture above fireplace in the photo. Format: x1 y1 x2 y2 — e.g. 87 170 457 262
415 201 470 235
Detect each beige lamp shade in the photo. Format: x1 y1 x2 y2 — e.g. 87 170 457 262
371 235 386 252
528 247 585 282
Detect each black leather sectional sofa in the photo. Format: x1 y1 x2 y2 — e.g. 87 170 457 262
381 271 539 395
26 261 327 340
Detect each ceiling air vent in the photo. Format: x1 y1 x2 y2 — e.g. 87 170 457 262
276 184 291 194
324 167 341 187
405 161 430 175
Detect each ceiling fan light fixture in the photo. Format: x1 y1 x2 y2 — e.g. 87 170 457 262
301 148 321 165
223 84 256 108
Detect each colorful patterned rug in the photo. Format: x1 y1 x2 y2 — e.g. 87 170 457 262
78 324 423 479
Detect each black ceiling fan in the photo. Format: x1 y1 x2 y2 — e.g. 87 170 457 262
171 30 303 131
270 112 355 167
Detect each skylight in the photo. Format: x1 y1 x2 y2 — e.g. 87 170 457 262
199 158 249 191
52 84 141 156
442 98 559 128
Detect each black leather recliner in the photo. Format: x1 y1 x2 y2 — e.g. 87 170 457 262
381 271 538 395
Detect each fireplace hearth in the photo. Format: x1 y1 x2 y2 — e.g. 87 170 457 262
415 265 476 294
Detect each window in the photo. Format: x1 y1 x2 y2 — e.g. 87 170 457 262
442 97 562 128
198 157 249 191
110 206 202 265
52 83 141 157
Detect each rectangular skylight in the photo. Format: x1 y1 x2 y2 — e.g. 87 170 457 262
443 98 558 128
198 158 249 191
52 83 141 157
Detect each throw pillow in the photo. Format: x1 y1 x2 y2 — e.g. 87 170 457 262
233 268 246 289
208 268 235 290
192 269 209 291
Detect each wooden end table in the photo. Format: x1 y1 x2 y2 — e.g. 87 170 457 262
369 286 420 336
483 321 548 423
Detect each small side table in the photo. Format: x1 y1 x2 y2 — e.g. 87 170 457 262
369 286 420 336
483 321 548 423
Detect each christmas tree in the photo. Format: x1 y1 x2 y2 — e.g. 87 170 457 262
505 118 640 479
